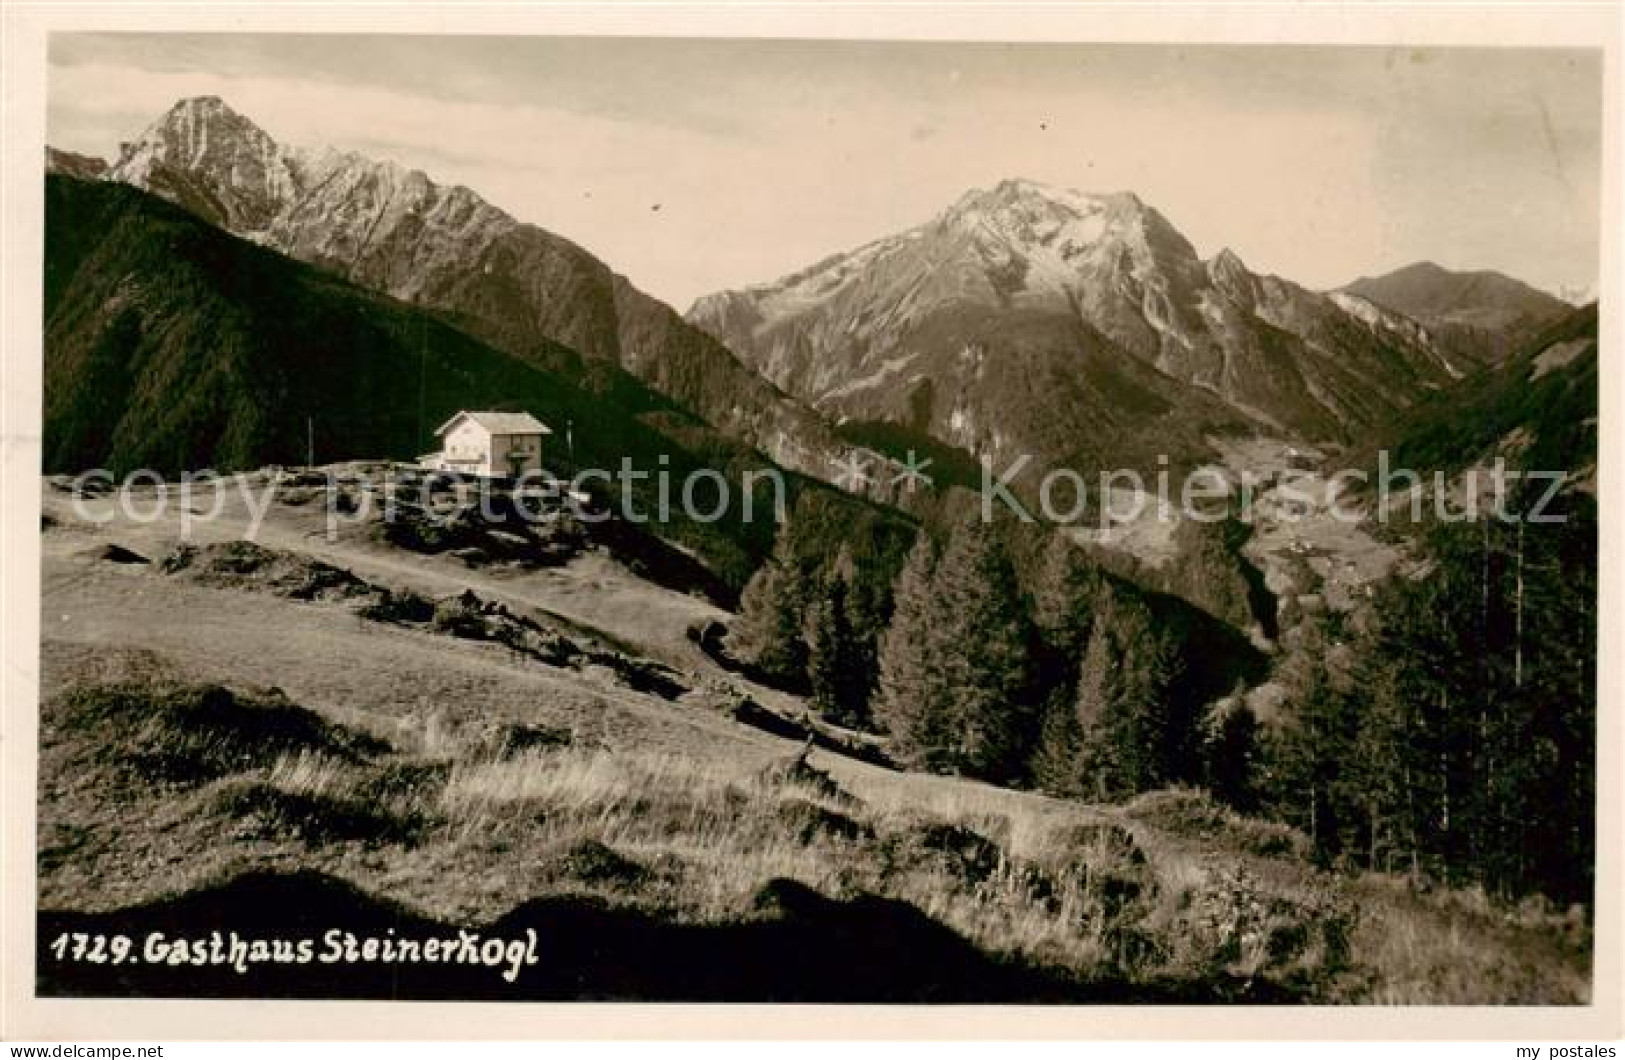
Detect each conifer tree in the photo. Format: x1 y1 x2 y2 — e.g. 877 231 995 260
1074 593 1179 798
1206 689 1262 815
804 573 870 729
874 534 945 768
875 521 1037 780
928 518 1037 781
1348 652 1420 874
1031 687 1088 796
730 552 810 684
832 542 889 727
1164 517 1259 632
1268 616 1363 860
1032 530 1104 661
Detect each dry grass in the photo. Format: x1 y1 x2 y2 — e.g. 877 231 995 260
385 744 1388 997
1346 874 1592 1004
266 749 354 798
36 495 1593 1003
39 669 1592 1002
435 748 868 915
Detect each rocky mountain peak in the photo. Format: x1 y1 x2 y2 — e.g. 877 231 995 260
1341 260 1572 360
104 96 511 278
110 94 298 231
169 94 234 118
686 177 1467 454
939 178 1172 253
119 95 277 165
85 94 873 498
1209 246 1248 274
1206 247 1258 308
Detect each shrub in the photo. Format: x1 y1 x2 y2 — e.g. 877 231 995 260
756 747 850 803
354 588 435 625
774 798 871 844
1125 788 1311 862
880 816 1002 885
543 838 652 890
466 720 575 761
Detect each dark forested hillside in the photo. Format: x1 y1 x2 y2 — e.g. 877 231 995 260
1268 304 1598 905
43 174 852 587
46 176 663 473
1355 302 1597 493
1263 491 1596 905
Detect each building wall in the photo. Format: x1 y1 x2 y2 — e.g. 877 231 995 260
491 432 543 478
430 418 545 478
440 419 491 475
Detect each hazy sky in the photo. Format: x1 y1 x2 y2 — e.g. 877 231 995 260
48 34 1602 307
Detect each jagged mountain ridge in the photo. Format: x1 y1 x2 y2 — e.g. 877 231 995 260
82 96 870 494
688 179 1469 471
40 173 840 587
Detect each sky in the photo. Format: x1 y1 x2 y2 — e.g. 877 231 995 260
47 34 1603 308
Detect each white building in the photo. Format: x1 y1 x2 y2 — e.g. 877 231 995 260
419 410 552 478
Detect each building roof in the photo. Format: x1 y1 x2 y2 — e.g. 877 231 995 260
433 410 553 437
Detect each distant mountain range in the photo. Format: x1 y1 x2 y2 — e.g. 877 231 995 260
48 97 1586 499
1341 260 1573 367
688 178 1571 475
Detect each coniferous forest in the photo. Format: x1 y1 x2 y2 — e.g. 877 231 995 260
728 475 1596 909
